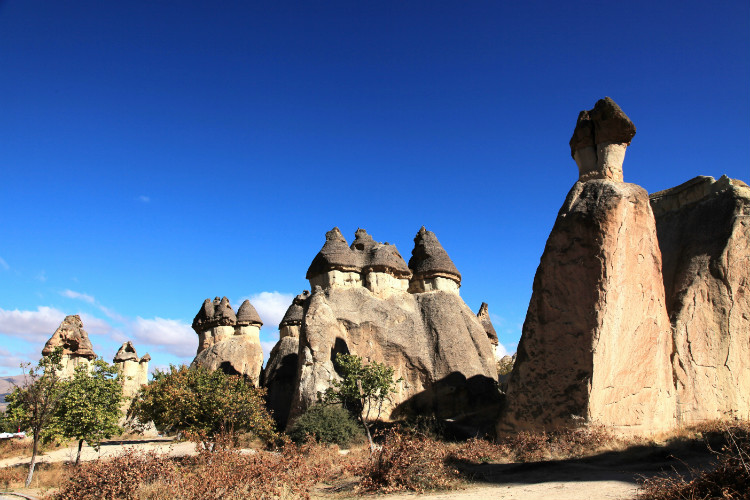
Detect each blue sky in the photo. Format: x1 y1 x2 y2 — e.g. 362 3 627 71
1 1 748 376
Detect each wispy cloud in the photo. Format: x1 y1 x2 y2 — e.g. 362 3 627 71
245 291 294 330
61 289 96 304
138 195 150 203
36 270 47 282
0 256 9 271
0 306 67 344
130 317 196 358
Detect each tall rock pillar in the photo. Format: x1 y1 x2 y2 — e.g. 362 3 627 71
500 98 676 436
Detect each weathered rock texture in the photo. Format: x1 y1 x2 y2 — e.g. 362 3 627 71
263 291 308 429
288 228 497 424
113 341 150 399
42 315 96 379
502 179 676 436
191 297 264 385
477 302 503 360
651 175 750 423
569 97 636 182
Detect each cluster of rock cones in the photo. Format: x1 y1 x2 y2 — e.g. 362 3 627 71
44 97 748 438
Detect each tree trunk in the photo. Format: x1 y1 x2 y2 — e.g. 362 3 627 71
25 436 39 487
360 414 375 453
76 439 84 465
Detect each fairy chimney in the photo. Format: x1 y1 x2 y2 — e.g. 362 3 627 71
569 97 636 182
407 226 461 294
42 315 96 378
113 341 149 399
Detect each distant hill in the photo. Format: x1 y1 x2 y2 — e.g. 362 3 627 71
0 375 29 412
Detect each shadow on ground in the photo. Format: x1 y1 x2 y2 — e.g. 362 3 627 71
451 438 719 487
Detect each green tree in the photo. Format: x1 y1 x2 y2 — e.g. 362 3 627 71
53 359 123 465
128 364 275 450
324 353 400 451
5 348 64 486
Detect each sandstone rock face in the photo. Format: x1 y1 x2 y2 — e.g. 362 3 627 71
263 336 300 429
501 180 676 436
263 291 308 428
42 315 96 379
191 297 264 385
477 302 503 360
113 341 150 399
651 175 750 423
287 227 497 424
291 286 497 421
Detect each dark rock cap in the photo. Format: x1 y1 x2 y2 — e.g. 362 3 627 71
365 243 412 279
306 227 362 279
113 341 139 363
214 297 237 326
408 226 461 283
279 291 310 328
139 353 151 363
477 302 499 346
192 298 215 332
569 97 636 157
42 315 97 360
237 299 263 327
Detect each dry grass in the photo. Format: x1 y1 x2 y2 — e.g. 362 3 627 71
637 422 750 500
0 437 31 460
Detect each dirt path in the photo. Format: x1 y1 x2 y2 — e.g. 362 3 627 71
0 437 197 468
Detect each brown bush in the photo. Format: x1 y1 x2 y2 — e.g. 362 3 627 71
638 425 750 500
54 449 175 500
448 437 512 463
358 430 459 493
0 465 24 490
52 441 347 500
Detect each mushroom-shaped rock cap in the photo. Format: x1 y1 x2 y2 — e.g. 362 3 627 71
366 243 412 278
237 300 263 327
42 315 97 360
477 302 499 345
408 227 461 283
139 353 151 363
192 298 215 332
569 97 636 157
306 227 361 279
214 297 237 326
279 291 310 328
113 341 139 363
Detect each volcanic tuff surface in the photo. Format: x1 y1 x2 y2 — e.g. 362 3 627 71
501 180 676 435
277 227 497 425
651 175 750 423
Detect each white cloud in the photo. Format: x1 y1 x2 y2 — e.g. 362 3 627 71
245 291 294 330
0 306 67 343
139 195 150 203
130 317 197 358
36 270 47 282
0 256 9 271
260 340 277 362
495 342 509 359
61 289 96 304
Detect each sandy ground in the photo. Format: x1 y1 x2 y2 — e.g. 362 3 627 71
0 437 197 469
1 437 715 500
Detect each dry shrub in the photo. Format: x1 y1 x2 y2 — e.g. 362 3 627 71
0 437 30 460
494 425 621 462
638 425 750 500
358 429 459 493
449 437 512 463
0 465 24 490
53 441 344 500
54 449 175 500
